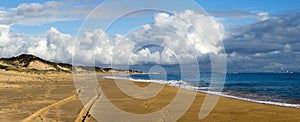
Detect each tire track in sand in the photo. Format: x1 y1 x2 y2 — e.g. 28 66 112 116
22 94 77 122
75 94 101 122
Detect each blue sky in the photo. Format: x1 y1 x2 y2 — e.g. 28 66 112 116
2 0 299 12
0 0 47 8
0 0 299 72
196 0 300 13
2 0 299 36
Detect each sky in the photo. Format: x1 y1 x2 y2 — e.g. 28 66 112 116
0 0 299 72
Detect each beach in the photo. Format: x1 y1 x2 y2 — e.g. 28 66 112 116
1 0 299 121
0 70 300 121
0 70 83 121
94 78 300 121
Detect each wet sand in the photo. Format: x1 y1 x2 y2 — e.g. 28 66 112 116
92 78 300 121
1 70 300 121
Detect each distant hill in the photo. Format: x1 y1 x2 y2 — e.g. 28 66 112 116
0 54 141 74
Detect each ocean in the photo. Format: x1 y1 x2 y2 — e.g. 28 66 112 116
104 73 300 108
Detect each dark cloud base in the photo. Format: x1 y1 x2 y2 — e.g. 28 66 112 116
224 12 300 72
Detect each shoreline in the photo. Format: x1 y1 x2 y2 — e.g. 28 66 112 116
95 77 300 121
102 75 300 109
1 70 300 121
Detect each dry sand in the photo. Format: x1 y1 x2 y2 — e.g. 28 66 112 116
0 70 82 122
0 70 300 121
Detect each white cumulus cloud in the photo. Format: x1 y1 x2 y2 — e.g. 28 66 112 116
0 10 225 66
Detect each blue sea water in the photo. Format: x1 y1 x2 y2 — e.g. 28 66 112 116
126 73 300 107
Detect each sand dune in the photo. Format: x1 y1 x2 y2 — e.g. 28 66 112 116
27 60 57 71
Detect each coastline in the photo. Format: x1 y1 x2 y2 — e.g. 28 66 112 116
96 77 300 121
103 75 300 109
1 70 300 121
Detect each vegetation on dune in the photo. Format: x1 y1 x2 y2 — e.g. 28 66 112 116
0 65 8 69
0 54 70 73
0 54 142 74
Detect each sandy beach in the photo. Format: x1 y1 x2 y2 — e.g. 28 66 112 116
0 70 299 121
94 78 300 122
1 0 299 121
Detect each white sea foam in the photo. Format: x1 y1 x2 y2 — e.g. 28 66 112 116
199 91 300 109
102 75 200 91
101 75 300 109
